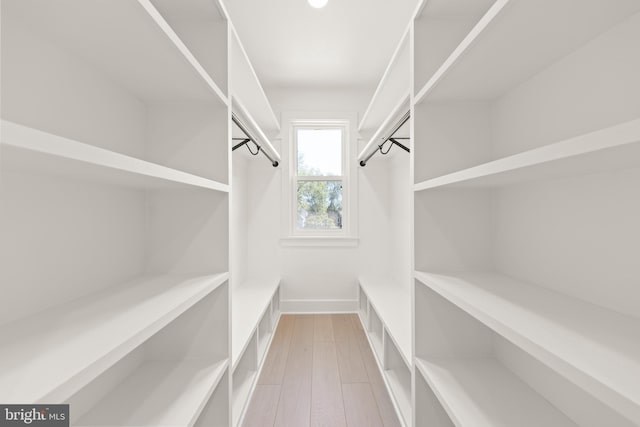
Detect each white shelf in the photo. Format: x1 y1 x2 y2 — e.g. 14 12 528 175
76 359 228 426
415 357 577 427
1 121 230 192
416 0 640 102
231 278 280 368
232 369 257 427
0 273 229 403
230 26 280 134
359 27 410 133
414 270 640 423
414 118 640 191
359 277 412 365
232 98 281 165
385 368 412 427
358 93 411 164
4 0 227 104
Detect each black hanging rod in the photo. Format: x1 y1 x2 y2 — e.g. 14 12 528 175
359 110 410 167
232 113 279 167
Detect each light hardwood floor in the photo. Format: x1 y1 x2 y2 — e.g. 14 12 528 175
242 314 402 427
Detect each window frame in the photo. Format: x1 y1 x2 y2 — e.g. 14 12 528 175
290 120 349 237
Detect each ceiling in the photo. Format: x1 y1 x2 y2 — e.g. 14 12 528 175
224 0 418 92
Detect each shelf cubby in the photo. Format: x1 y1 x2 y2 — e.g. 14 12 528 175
413 281 623 427
0 274 228 404
2 0 229 184
383 329 412 427
359 278 412 427
150 0 229 99
69 286 229 426
413 0 497 99
232 330 258 427
415 271 640 424
230 278 280 426
414 4 640 185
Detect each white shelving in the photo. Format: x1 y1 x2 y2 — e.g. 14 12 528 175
232 98 281 166
0 273 228 403
230 26 280 135
76 360 228 426
414 118 640 190
423 0 640 102
1 0 232 424
359 27 410 135
415 357 577 427
415 271 640 422
359 277 412 427
3 0 227 105
231 278 280 427
413 1 640 425
1 121 230 192
358 93 411 165
231 278 280 367
359 277 412 364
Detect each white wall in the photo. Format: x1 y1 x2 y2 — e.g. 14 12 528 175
237 88 408 311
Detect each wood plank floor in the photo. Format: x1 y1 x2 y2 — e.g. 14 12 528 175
243 314 402 427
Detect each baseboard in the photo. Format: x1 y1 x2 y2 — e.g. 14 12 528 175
280 299 358 313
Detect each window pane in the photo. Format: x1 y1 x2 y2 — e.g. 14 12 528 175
296 129 342 176
297 180 342 230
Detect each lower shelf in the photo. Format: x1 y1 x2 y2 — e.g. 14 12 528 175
232 368 257 427
76 359 228 426
384 368 412 427
415 357 576 427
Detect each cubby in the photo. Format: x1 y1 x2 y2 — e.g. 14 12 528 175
359 279 412 427
412 0 640 425
68 286 229 426
230 278 280 426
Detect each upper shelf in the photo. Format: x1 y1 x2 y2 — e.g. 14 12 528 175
232 98 282 165
414 118 640 191
359 27 410 134
76 359 228 426
414 270 640 423
358 93 410 164
415 0 640 103
230 25 280 134
4 0 228 105
0 273 229 404
1 121 230 192
232 278 280 368
415 357 577 427
359 276 412 366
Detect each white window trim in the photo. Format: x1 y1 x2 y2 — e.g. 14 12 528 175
279 112 359 246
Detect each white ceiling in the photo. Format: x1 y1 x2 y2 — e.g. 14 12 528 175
224 0 418 92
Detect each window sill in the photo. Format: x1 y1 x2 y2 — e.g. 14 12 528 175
279 236 359 247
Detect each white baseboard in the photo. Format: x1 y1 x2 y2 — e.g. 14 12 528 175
280 299 358 313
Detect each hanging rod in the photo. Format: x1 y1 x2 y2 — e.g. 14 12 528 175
232 113 279 167
359 110 410 167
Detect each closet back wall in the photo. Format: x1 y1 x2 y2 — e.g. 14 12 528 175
242 88 397 311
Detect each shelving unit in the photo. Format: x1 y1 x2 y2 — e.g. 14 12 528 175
412 0 640 425
358 277 412 427
231 278 280 427
1 0 232 425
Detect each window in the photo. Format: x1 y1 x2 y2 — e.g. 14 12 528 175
293 124 347 234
